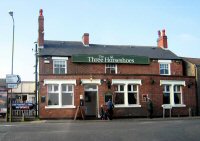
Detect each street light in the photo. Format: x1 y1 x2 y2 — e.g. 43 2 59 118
8 11 15 122
9 11 15 75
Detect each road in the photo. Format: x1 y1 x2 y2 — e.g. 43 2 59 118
0 119 200 141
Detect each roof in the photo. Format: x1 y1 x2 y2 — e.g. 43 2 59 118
0 79 6 87
39 40 180 60
183 57 200 65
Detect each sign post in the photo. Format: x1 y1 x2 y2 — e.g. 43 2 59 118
6 74 21 122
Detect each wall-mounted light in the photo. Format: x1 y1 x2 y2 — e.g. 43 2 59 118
150 79 155 85
101 79 104 84
187 82 194 88
90 75 93 82
107 79 111 89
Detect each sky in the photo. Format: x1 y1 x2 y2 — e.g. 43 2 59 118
0 0 200 81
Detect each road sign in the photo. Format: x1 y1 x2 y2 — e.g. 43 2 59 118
6 74 21 84
7 83 18 89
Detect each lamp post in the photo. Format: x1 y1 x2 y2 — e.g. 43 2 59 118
9 11 14 75
9 11 15 122
34 42 38 118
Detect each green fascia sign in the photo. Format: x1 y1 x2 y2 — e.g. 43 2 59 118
72 54 150 64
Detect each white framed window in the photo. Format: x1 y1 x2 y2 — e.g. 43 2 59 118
114 85 125 105
163 85 170 104
47 84 59 106
128 84 138 104
61 84 74 106
112 79 142 107
44 79 76 108
105 64 117 74
160 80 185 107
174 85 182 104
158 60 171 75
52 57 68 74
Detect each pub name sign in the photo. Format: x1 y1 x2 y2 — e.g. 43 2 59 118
72 55 149 64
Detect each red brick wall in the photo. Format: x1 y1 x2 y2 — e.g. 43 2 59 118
39 57 183 76
38 74 196 119
38 56 191 119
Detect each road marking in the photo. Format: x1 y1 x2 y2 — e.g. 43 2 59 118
2 125 15 127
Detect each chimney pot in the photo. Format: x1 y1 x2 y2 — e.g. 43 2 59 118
38 9 44 48
157 29 168 49
158 30 161 37
39 9 43 16
82 33 89 46
162 29 166 36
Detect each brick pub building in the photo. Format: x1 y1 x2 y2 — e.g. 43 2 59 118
38 9 196 119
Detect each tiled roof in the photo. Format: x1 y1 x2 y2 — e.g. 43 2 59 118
183 57 200 65
0 79 6 87
39 40 180 60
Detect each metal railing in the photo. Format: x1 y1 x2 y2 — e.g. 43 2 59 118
12 109 36 117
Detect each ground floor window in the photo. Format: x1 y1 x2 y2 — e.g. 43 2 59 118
128 84 138 104
174 85 182 104
161 80 185 107
61 84 74 105
163 85 170 104
48 84 59 106
44 79 76 108
104 94 113 103
112 79 141 107
114 85 125 104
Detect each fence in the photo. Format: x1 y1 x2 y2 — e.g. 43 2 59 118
12 109 36 117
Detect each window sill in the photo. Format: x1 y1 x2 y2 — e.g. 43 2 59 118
162 104 186 108
172 104 186 108
45 106 76 109
114 105 141 108
160 74 170 76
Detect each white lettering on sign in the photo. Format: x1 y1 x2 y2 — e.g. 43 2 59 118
6 74 21 84
87 55 135 63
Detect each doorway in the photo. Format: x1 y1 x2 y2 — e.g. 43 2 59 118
84 85 98 117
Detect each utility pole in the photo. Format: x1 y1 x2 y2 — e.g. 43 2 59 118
8 11 15 122
34 42 38 118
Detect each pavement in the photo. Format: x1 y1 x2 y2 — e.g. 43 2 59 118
1 116 200 123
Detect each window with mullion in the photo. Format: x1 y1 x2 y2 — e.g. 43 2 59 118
163 85 170 104
128 84 138 104
105 64 117 74
53 60 66 74
47 84 59 106
61 84 74 106
160 63 169 75
174 85 182 104
114 85 125 104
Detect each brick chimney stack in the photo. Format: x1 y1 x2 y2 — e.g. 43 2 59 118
38 9 44 48
157 29 168 49
82 33 89 46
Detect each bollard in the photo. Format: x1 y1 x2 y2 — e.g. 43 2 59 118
21 111 25 122
189 107 192 117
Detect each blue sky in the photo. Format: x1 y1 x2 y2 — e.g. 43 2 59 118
0 0 200 81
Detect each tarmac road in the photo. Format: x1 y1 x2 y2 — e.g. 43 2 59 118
1 118 200 141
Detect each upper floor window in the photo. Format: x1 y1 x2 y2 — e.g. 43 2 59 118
158 60 171 75
52 57 68 74
105 64 117 74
